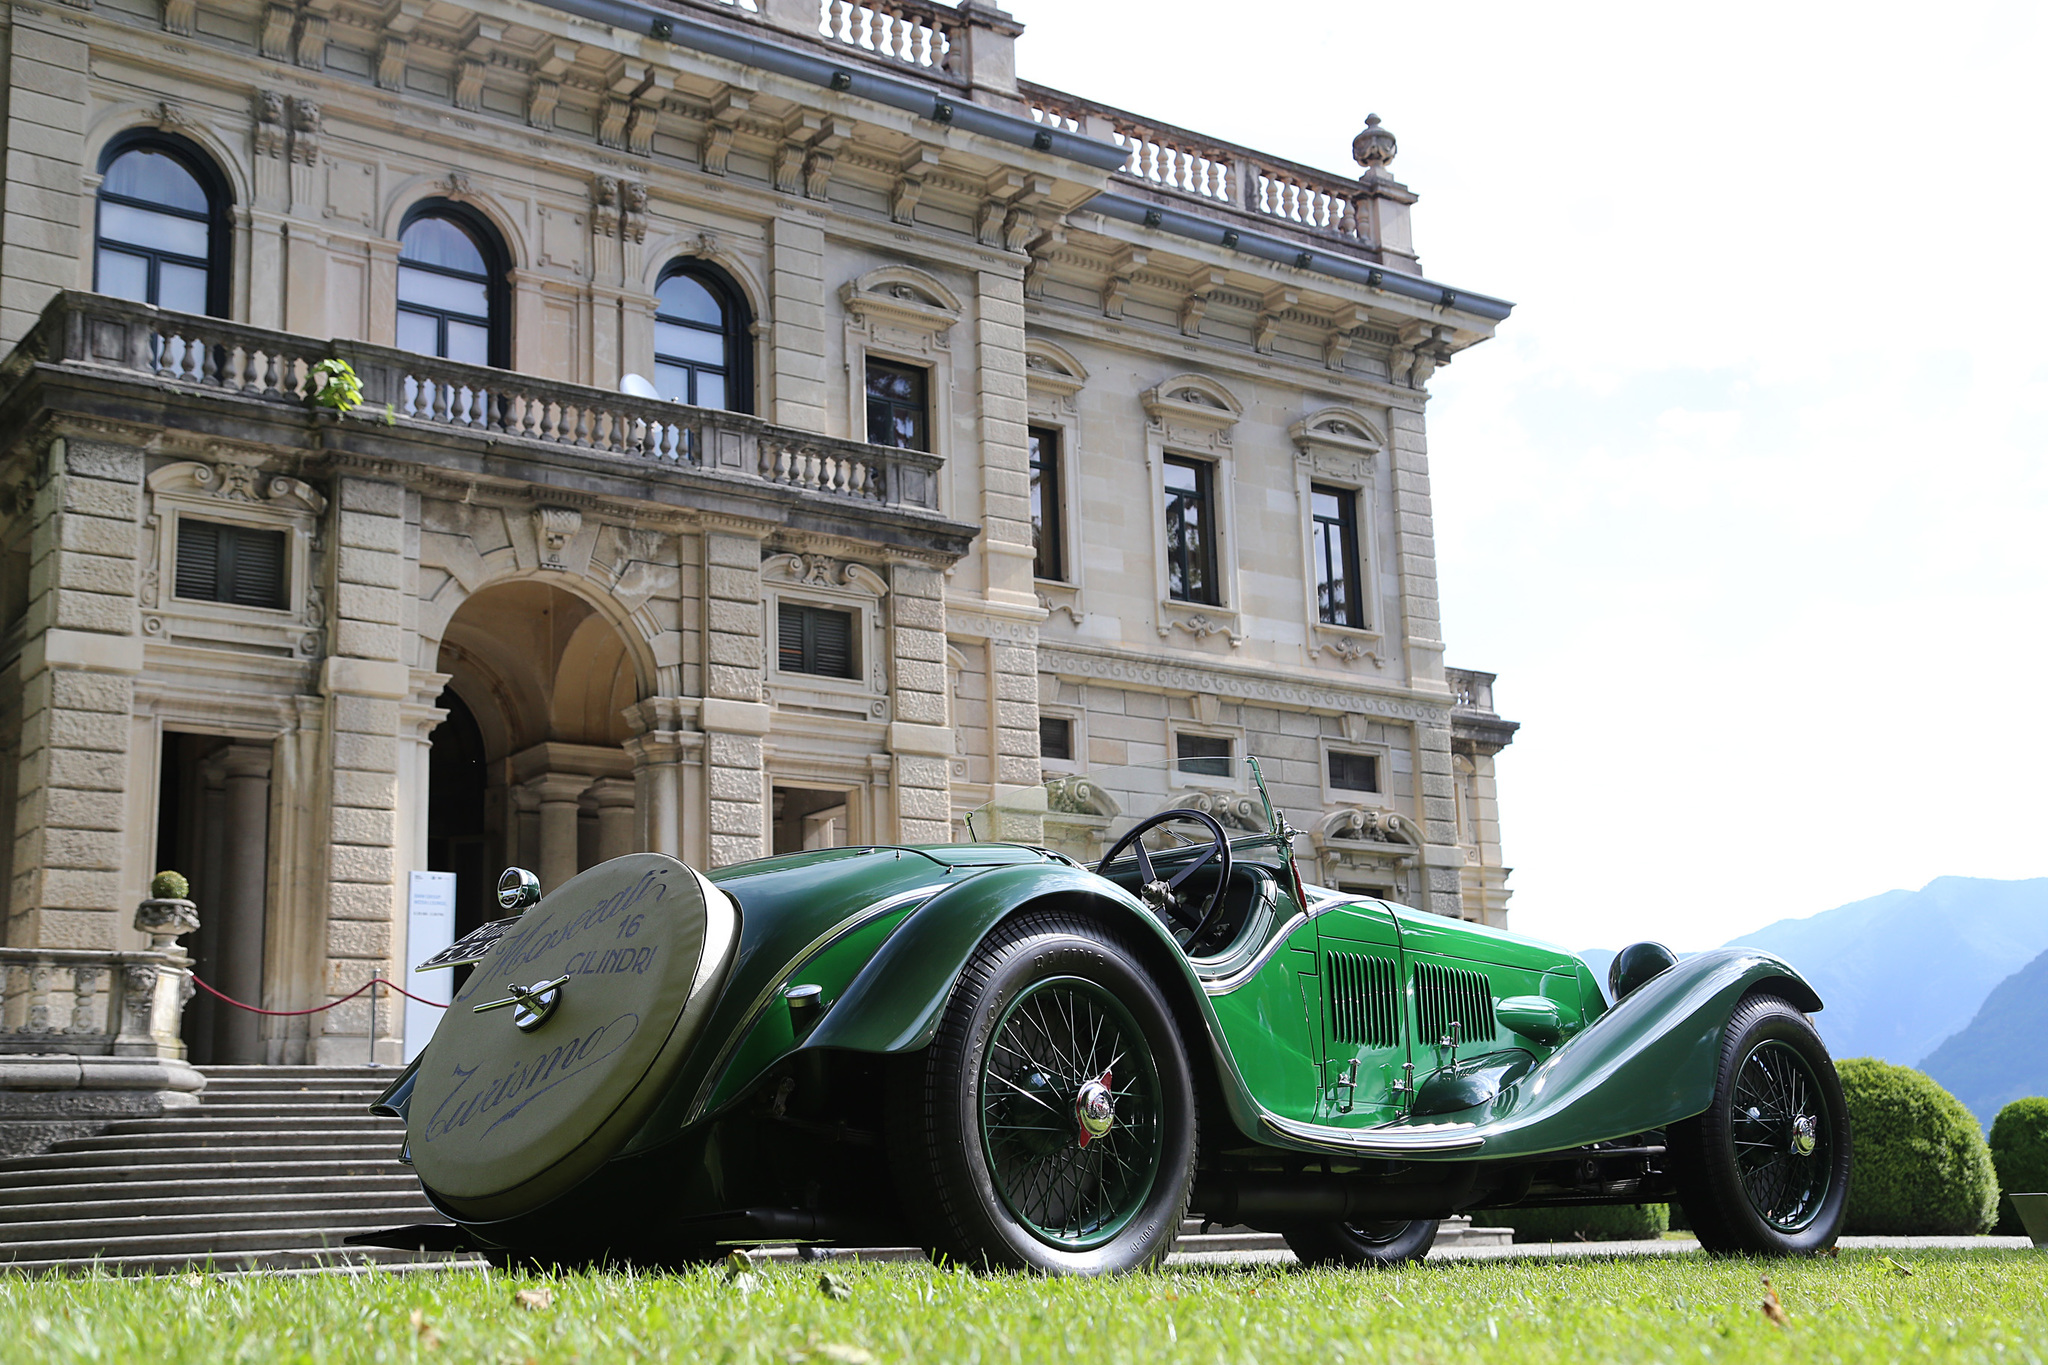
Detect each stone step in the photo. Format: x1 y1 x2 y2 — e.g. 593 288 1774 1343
0 1173 423 1208
190 1094 392 1112
0 1205 440 1248
0 1151 408 1181
48 1129 399 1162
101 1105 395 1129
0 1186 434 1223
1177 1229 1288 1252
3 1244 487 1276
0 1223 461 1264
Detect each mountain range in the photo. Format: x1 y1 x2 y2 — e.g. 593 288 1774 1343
1722 877 2048 1069
1919 945 2048 1127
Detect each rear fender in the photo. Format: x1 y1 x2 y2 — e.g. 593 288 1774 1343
694 863 1279 1146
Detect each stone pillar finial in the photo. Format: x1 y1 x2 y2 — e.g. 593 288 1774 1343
1352 113 1398 173
135 897 200 952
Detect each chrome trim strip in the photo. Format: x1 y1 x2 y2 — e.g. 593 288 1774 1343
683 883 947 1123
1260 1111 1485 1155
1202 889 1389 994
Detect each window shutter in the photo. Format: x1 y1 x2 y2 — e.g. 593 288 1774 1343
811 607 852 678
174 520 221 601
229 526 288 609
778 604 807 673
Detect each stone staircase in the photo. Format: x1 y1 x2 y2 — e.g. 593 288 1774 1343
0 1065 477 1276
0 1064 1506 1274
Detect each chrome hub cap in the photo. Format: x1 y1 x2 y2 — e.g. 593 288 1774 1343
1790 1113 1818 1157
1075 1074 1115 1146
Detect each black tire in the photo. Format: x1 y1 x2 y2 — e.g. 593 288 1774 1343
888 911 1198 1274
1669 991 1851 1256
1283 1218 1439 1268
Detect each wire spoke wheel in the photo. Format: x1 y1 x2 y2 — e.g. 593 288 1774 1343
1729 1038 1833 1232
979 977 1164 1251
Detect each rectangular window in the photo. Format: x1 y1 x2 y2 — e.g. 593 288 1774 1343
1039 715 1073 761
1176 732 1232 779
1163 456 1217 604
1311 484 1365 628
1028 426 1065 582
864 359 929 452
777 603 855 678
174 519 288 609
1329 751 1380 793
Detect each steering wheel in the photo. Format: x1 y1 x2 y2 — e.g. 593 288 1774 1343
1097 809 1233 951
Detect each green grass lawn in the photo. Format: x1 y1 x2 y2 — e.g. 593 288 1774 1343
1 1248 2042 1364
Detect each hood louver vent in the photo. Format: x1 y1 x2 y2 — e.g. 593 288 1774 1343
1414 961 1496 1045
1326 950 1401 1048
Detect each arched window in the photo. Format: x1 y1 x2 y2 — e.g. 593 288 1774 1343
397 201 508 368
94 134 231 316
653 262 750 412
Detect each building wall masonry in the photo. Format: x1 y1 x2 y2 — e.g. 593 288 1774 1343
0 0 1519 1069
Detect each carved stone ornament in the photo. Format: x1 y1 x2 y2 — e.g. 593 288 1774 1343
1140 374 1243 439
839 266 963 336
1165 789 1267 833
135 897 200 947
534 506 581 565
1316 635 1385 668
1352 113 1398 172
1158 612 1245 648
1323 806 1417 846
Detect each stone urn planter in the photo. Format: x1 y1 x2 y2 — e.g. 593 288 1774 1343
2010 1193 2048 1248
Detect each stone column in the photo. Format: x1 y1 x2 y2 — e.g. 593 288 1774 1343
888 565 953 844
1386 403 1445 694
589 778 638 863
214 742 272 1064
973 267 1038 610
0 12 88 346
525 773 589 893
701 532 768 865
315 476 408 1065
624 698 687 859
8 438 145 953
766 216 828 433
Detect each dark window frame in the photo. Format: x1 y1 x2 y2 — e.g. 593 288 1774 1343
94 131 234 318
1328 749 1380 794
864 357 930 452
1310 483 1366 629
396 198 511 369
1028 425 1066 582
653 260 753 414
1175 731 1234 779
777 601 858 679
172 516 290 611
1163 455 1219 605
1038 714 1073 762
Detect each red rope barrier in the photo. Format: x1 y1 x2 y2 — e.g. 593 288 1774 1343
189 972 447 1016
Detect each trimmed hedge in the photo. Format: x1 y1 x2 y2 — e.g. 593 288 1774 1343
1470 1203 1668 1243
1988 1095 2048 1236
1839 1057 1997 1235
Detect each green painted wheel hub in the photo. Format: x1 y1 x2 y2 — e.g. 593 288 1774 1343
978 976 1163 1251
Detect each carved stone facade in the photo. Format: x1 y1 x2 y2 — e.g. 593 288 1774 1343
0 0 1517 1070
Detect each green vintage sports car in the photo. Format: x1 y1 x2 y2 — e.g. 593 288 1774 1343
363 756 1850 1273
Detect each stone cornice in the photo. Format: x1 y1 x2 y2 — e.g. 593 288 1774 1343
1037 645 1452 724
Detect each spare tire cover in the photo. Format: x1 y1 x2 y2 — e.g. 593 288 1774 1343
408 853 734 1219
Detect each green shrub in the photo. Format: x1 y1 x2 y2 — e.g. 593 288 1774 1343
149 870 189 901
1839 1057 1998 1235
1988 1096 2048 1236
1470 1203 1668 1243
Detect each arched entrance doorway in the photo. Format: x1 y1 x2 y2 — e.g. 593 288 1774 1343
427 580 649 938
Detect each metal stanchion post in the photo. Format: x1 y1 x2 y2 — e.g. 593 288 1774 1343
369 979 381 1067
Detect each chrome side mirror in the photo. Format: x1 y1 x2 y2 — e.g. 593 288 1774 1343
497 866 542 912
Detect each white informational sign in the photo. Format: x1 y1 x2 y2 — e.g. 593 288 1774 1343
404 871 459 1063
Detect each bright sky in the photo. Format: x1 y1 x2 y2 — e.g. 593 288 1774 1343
1012 0 2048 952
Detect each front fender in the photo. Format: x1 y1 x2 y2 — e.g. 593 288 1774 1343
1386 947 1823 1161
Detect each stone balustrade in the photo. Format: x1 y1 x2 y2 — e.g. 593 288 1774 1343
818 0 956 75
17 292 945 514
0 947 192 1059
1024 82 1392 260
